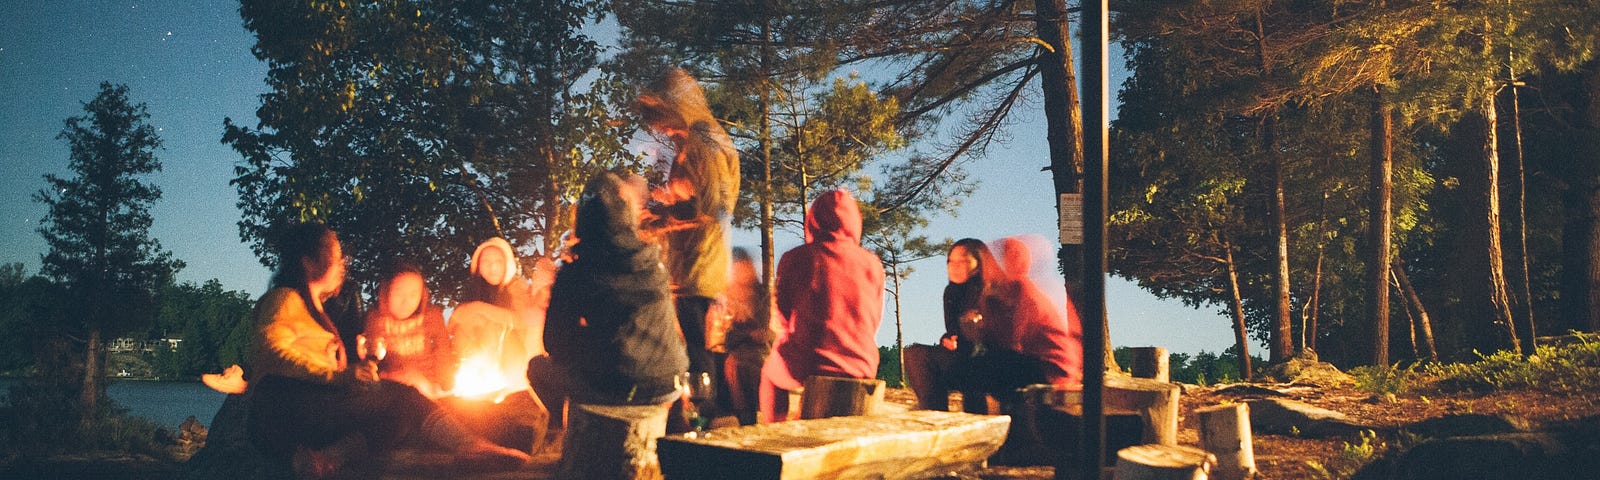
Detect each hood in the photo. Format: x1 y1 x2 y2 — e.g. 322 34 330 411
997 236 1032 278
470 237 518 286
637 68 718 133
805 189 863 245
573 172 654 270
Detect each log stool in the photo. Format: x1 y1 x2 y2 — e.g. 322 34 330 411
799 375 884 420
558 402 670 480
1196 403 1256 480
1113 444 1215 480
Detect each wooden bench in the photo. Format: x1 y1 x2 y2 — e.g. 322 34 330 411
657 410 1010 480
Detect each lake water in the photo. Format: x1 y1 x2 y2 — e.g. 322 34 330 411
0 378 227 430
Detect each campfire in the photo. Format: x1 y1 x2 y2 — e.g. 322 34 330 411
451 353 522 403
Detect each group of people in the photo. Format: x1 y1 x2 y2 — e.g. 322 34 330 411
218 67 1084 478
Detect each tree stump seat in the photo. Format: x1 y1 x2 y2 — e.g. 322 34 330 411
799 375 885 419
657 409 1010 480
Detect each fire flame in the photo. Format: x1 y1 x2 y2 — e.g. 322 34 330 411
452 354 511 400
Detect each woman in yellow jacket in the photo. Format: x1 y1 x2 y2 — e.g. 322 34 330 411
245 222 527 476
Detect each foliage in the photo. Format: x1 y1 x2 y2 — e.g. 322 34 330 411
1114 347 1263 386
1349 363 1422 396
1307 429 1385 480
1425 333 1600 394
876 344 903 387
227 0 641 302
34 82 183 336
0 379 170 459
146 280 257 379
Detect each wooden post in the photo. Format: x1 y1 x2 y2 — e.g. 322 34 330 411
1113 444 1215 480
558 403 670 480
1196 403 1256 480
1105 376 1181 446
1129 347 1170 382
800 376 885 420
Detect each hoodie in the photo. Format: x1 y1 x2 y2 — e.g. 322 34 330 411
769 189 886 383
545 173 689 405
992 237 1084 386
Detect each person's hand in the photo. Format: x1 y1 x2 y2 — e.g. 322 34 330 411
940 334 959 351
202 364 249 394
960 311 982 324
354 360 380 384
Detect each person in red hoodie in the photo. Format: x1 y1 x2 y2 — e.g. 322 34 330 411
759 189 886 422
991 236 1084 389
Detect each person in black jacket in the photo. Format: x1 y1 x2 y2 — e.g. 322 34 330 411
542 172 689 474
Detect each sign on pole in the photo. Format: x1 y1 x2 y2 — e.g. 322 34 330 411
1059 193 1083 245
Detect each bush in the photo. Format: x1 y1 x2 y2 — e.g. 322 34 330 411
1425 332 1600 394
0 379 171 458
1350 363 1420 396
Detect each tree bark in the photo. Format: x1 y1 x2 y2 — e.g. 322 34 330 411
1562 62 1600 334
1224 238 1253 379
1368 85 1394 367
1462 87 1520 356
758 18 777 299
1255 8 1292 363
1393 257 1438 362
1504 76 1536 354
1036 0 1114 373
80 327 103 430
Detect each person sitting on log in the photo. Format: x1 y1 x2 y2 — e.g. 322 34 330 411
904 238 1004 413
958 236 1084 411
760 189 885 422
245 222 528 477
543 172 689 477
363 261 452 398
449 237 552 401
721 247 778 425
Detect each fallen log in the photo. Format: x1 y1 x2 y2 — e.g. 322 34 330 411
657 410 1009 480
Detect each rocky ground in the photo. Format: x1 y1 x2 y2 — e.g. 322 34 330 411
8 364 1599 479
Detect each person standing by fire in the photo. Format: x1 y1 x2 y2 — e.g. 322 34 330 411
245 222 528 476
544 173 688 477
636 67 740 425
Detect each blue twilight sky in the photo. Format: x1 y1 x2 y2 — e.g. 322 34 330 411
0 1 1251 355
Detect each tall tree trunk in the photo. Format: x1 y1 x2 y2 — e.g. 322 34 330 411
79 327 103 430
1036 0 1115 371
1393 258 1439 362
1464 85 1520 356
1254 8 1292 363
1368 86 1394 367
758 19 776 297
1306 245 1322 353
1503 73 1537 353
1224 238 1253 379
1561 62 1600 334
891 267 906 387
1395 269 1419 359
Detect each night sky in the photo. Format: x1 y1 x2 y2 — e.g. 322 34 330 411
0 1 1246 355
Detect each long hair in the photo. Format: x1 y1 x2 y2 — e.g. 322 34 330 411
950 238 1003 298
377 260 430 318
267 222 338 332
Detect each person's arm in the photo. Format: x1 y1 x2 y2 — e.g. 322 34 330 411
257 290 345 383
542 274 586 360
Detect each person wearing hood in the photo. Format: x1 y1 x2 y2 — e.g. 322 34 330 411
759 189 885 422
543 172 689 476
636 68 740 420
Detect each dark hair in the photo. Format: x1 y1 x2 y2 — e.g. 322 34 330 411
949 238 1002 295
270 222 337 290
377 260 430 319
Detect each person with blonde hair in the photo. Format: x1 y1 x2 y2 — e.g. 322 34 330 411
637 67 740 426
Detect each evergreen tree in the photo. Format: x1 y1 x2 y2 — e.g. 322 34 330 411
34 82 182 428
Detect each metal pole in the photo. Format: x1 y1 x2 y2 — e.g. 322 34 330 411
1077 0 1109 479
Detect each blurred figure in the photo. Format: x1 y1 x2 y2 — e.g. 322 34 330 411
246 223 527 477
364 261 452 398
450 237 550 401
721 248 777 425
760 189 885 422
543 172 687 477
637 67 740 422
903 238 1002 413
992 236 1083 388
